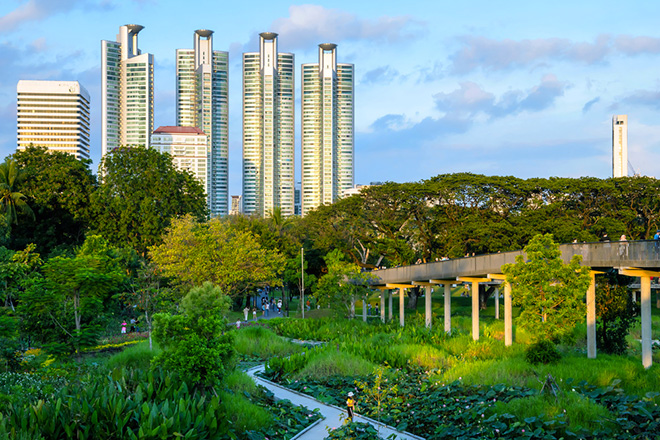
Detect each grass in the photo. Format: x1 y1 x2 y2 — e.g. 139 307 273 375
490 392 617 432
233 326 305 360
105 340 161 370
294 350 377 380
219 390 273 432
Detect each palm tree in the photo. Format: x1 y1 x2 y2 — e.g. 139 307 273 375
0 158 34 225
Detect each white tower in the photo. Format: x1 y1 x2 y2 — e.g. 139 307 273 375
102 24 154 156
242 32 295 217
612 115 628 178
17 80 91 160
301 43 354 216
176 30 229 217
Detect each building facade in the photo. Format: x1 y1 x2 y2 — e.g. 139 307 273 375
176 30 229 216
301 43 354 216
150 126 208 192
242 32 295 217
16 80 91 160
612 115 628 178
102 24 154 156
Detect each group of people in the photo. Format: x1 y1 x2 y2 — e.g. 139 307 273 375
120 318 140 334
242 297 283 321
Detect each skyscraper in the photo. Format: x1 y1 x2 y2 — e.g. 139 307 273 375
102 24 154 156
16 80 91 160
176 30 229 217
301 43 354 216
242 32 295 217
612 115 628 178
151 126 208 192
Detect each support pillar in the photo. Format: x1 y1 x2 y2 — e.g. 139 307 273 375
380 292 385 323
362 295 367 322
388 290 393 322
471 282 479 341
425 285 432 329
494 287 500 320
641 276 652 369
444 284 451 333
587 272 597 359
504 282 512 346
399 287 405 327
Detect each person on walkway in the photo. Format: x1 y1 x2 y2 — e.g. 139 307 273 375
265 302 270 317
243 306 249 321
346 391 356 422
252 307 257 321
121 321 127 334
236 319 241 329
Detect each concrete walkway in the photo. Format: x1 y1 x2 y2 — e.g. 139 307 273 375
245 365 424 440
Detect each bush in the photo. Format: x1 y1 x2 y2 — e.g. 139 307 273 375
105 341 160 370
525 340 561 365
596 281 638 355
325 422 383 439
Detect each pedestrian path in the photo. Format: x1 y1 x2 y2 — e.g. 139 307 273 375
245 365 425 440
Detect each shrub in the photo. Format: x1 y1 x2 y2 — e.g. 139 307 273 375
596 280 638 355
295 350 376 380
325 422 383 439
525 339 561 365
105 340 160 370
234 326 304 359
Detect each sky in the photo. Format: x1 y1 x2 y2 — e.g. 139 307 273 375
2 0 660 198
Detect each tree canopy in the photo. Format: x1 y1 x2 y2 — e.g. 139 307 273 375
91 146 207 255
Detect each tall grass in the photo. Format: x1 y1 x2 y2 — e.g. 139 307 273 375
234 326 304 359
490 392 617 432
219 391 273 431
105 340 161 370
294 350 376 380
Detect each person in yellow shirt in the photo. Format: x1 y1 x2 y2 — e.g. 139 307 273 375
346 391 355 422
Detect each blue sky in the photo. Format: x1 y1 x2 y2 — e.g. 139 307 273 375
2 0 660 197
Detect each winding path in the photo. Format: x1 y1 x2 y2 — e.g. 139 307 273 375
245 365 425 440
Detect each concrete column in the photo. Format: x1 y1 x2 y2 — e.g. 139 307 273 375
362 296 367 322
399 287 405 327
472 281 479 341
641 276 652 369
388 290 393 322
494 287 500 320
425 285 432 329
444 284 451 333
587 272 597 359
504 282 512 346
380 292 385 323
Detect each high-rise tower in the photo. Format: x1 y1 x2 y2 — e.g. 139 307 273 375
102 24 154 156
176 30 229 217
301 43 354 216
612 115 628 178
16 80 91 160
242 32 295 217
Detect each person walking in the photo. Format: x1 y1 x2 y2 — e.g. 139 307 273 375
121 321 127 334
243 306 249 321
346 391 356 422
265 302 270 317
252 307 257 321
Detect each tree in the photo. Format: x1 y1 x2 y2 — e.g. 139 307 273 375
91 146 207 256
0 157 34 226
152 282 234 389
20 235 125 357
502 233 591 341
150 216 285 302
0 243 42 311
314 250 376 318
11 146 96 254
595 273 638 354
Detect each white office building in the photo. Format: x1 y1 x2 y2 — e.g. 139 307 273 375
151 126 208 192
301 43 354 216
612 115 628 178
102 24 154 156
16 80 91 160
176 30 228 216
242 32 295 217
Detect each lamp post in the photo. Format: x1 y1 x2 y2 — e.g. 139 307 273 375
301 247 305 319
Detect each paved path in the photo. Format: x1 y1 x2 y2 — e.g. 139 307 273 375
245 365 424 440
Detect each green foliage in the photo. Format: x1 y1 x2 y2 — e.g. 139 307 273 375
105 340 161 370
525 339 561 365
152 282 234 388
325 422 383 440
596 278 638 355
150 215 286 299
315 250 377 318
11 146 96 254
502 234 592 341
233 326 304 360
91 145 207 255
0 157 34 227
